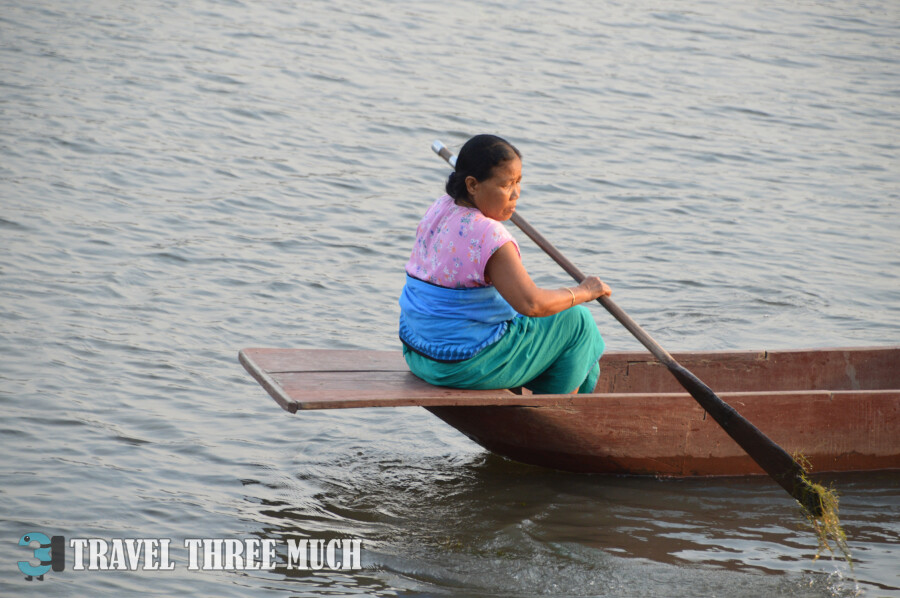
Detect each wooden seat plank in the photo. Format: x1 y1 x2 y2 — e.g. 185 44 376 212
239 348 535 412
273 370 522 409
240 348 408 373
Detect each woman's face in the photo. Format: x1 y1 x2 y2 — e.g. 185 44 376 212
465 157 522 221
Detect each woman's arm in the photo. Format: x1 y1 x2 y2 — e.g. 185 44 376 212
485 242 611 318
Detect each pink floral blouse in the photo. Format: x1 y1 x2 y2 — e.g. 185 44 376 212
406 194 520 289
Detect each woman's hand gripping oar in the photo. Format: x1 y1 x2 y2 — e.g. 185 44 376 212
432 140 825 517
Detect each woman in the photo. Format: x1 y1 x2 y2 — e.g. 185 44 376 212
399 134 611 394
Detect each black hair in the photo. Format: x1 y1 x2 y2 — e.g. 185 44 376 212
445 134 522 203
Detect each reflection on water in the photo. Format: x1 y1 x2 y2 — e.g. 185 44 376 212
1 0 898 595
252 450 895 596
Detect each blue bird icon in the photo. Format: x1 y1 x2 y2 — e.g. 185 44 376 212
18 532 52 580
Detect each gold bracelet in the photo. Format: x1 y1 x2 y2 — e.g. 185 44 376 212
566 287 576 307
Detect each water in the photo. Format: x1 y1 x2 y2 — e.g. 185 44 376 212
1 0 898 595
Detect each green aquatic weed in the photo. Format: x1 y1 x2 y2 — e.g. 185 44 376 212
794 454 852 570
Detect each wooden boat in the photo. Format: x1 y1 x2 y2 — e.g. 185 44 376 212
239 346 900 477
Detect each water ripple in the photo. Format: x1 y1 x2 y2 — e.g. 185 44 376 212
1 0 898 596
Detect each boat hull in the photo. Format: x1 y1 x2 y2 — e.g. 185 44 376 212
427 390 900 476
428 347 900 476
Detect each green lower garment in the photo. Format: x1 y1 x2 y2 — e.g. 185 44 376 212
402 305 605 394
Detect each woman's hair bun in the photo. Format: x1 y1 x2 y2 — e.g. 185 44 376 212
445 170 467 200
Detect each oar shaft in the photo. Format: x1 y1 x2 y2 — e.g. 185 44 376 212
517 219 784 449
519 206 808 499
432 140 457 167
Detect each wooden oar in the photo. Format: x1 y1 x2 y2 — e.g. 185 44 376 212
432 140 825 516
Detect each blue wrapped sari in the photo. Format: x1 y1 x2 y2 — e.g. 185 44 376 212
399 275 604 394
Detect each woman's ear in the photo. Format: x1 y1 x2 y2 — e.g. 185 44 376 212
465 175 479 198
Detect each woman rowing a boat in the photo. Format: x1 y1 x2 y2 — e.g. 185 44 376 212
399 134 612 394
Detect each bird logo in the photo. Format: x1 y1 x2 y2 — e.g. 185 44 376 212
18 532 65 581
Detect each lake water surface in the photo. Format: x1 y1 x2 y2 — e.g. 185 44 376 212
1 0 898 596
